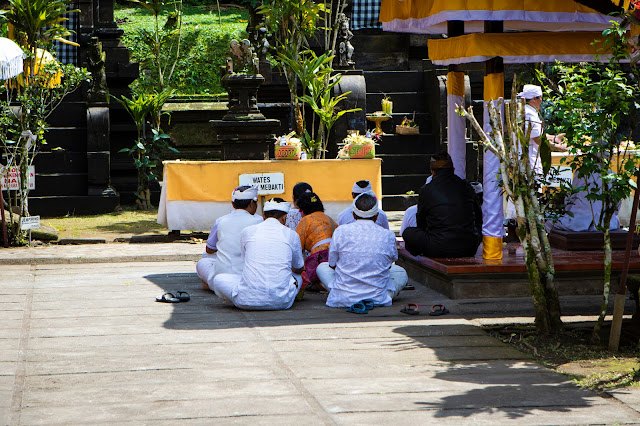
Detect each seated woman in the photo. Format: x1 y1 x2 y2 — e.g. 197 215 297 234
285 182 312 231
295 192 338 295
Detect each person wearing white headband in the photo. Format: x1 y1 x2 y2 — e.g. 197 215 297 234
316 192 408 308
195 185 262 291
337 179 390 229
518 84 568 176
211 197 305 310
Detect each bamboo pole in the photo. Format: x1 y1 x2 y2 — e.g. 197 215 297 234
608 168 640 351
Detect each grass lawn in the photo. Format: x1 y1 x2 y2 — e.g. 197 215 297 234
44 208 167 240
115 4 248 96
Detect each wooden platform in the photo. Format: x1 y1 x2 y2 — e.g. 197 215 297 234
548 228 640 251
397 242 640 299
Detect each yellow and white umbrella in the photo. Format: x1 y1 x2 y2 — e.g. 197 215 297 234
0 37 24 80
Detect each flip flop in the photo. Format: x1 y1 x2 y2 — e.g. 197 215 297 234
402 284 416 291
429 304 449 316
156 292 180 303
361 299 375 311
346 302 368 314
400 303 419 315
175 291 190 302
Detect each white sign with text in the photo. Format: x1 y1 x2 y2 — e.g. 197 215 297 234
1 166 35 190
20 215 40 230
239 172 285 195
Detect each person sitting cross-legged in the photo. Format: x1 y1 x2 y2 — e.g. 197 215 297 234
316 192 408 308
195 185 263 291
295 191 337 294
212 198 305 311
337 179 389 229
402 151 482 258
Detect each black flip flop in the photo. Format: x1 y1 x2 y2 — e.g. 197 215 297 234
429 304 449 316
156 292 180 303
400 303 419 315
176 291 190 302
402 284 416 291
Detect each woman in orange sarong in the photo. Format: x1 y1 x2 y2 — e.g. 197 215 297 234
295 192 337 295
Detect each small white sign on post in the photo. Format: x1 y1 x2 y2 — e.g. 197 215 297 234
20 215 40 230
239 172 285 195
0 166 35 190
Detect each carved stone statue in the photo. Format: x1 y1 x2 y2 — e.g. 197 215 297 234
337 14 355 68
228 39 259 74
87 37 109 104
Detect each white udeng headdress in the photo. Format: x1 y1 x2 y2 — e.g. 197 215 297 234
352 191 379 219
231 185 259 201
517 84 542 100
264 200 291 213
352 180 373 194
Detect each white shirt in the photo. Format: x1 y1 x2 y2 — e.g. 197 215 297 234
233 218 305 310
205 209 263 275
400 204 418 235
337 206 390 229
285 208 302 230
525 104 543 174
326 219 398 307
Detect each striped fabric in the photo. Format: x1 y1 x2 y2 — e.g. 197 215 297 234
352 0 382 30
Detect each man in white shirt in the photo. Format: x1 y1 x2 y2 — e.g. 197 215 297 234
212 198 305 310
337 180 389 229
195 185 263 290
317 192 408 308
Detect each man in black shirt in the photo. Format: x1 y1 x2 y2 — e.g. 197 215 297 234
402 151 482 258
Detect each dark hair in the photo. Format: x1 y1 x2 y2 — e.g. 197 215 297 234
264 197 288 219
231 185 254 209
297 192 324 216
292 182 313 203
355 180 370 189
430 150 454 175
354 193 377 220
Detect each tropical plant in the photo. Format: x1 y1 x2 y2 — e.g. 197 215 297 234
458 80 563 335
128 0 183 92
114 91 178 210
258 0 324 134
540 21 640 344
299 71 361 158
0 0 88 245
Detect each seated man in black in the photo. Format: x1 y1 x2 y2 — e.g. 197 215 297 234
402 151 482 258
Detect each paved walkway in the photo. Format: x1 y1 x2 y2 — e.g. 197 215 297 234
2 243 640 424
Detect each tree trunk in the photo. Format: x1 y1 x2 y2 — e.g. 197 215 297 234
591 227 612 344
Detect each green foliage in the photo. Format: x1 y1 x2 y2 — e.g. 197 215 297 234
114 91 178 209
539 20 640 344
115 4 248 95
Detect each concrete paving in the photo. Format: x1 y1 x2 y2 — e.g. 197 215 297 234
1 243 640 424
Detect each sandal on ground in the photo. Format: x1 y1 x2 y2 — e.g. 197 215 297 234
156 292 180 303
402 284 416 291
429 304 449 316
361 299 375 311
400 303 420 315
346 302 368 314
176 291 190 302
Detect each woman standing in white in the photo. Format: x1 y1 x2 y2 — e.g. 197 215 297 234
519 84 568 174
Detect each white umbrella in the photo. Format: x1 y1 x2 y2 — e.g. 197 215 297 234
0 37 24 80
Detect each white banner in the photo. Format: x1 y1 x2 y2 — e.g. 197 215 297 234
0 166 35 190
239 172 285 195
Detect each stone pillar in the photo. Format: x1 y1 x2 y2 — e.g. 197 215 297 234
86 106 114 196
